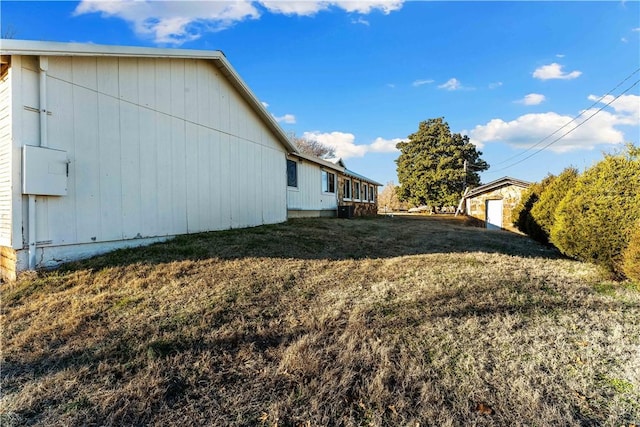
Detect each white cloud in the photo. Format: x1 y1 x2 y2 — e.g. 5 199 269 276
469 94 640 153
468 111 625 153
261 101 270 108
274 113 297 124
438 78 462 91
633 27 640 32
488 82 503 89
75 0 404 43
556 53 565 58
351 17 370 26
412 79 434 87
333 0 404 14
587 93 640 125
303 131 366 158
75 0 261 43
302 131 401 159
260 1 329 16
516 93 546 106
370 137 404 153
262 0 404 15
532 63 582 80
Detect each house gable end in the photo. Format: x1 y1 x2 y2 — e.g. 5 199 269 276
0 39 298 154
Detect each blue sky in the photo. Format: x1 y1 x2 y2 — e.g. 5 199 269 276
2 1 639 186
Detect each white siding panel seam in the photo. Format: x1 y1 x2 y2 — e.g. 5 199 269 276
47 73 279 149
14 56 288 253
72 63 102 243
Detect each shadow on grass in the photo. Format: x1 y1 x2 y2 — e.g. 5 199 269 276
1 327 303 426
60 215 564 272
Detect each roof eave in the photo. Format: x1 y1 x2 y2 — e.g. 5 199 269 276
288 152 344 172
343 169 383 186
0 39 225 60
465 176 531 198
213 55 298 153
0 39 299 154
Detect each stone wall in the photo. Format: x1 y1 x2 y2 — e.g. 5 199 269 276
339 200 378 216
466 184 527 232
337 175 378 217
1 246 17 282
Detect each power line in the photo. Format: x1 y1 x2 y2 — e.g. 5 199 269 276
491 67 640 167
486 78 640 175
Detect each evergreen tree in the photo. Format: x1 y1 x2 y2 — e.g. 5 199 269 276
395 118 488 207
530 167 579 237
550 144 640 277
511 175 556 244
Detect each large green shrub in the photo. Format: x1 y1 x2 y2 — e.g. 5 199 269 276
550 145 640 277
511 175 556 244
530 167 579 237
622 222 640 283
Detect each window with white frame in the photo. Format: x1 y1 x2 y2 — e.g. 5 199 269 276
322 170 335 193
343 178 352 200
286 159 298 188
353 181 360 200
369 185 375 202
363 185 368 202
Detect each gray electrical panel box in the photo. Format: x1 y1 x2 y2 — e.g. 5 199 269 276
22 145 68 196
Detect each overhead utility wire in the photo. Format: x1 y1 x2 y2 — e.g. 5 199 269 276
491 67 640 167
487 78 640 175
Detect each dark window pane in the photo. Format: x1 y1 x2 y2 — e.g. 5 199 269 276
322 171 335 193
287 160 297 187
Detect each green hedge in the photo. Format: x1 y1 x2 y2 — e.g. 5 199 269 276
511 175 555 244
530 167 578 238
622 222 640 283
550 145 640 278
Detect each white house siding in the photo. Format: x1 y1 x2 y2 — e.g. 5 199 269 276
287 159 338 215
0 67 12 247
13 55 287 266
8 56 24 251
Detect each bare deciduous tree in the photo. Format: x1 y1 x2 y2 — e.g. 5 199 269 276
290 133 335 159
378 182 406 212
2 24 17 39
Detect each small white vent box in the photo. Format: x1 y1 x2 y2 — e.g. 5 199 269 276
22 145 68 196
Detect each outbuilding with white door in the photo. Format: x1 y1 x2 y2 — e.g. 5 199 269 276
464 177 531 231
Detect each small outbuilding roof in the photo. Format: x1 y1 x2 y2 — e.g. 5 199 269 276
465 176 531 198
0 39 299 154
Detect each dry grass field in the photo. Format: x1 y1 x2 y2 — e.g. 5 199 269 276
2 215 639 426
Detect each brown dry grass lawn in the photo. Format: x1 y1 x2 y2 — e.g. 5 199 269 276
2 215 639 426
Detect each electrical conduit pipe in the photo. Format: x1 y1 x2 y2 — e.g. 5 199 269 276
27 56 48 269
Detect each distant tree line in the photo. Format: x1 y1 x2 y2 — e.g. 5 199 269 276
512 144 640 282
